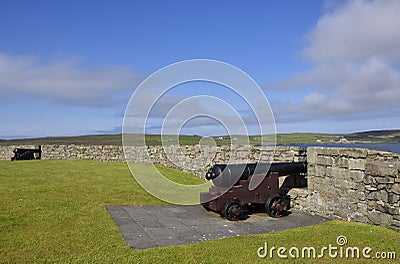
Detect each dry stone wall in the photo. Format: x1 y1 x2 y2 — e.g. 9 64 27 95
0 144 306 178
304 147 400 231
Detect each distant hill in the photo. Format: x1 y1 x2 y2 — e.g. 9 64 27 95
0 129 399 146
350 129 400 137
346 130 400 142
0 134 123 146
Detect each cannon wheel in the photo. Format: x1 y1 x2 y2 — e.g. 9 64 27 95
224 201 242 221
265 195 287 218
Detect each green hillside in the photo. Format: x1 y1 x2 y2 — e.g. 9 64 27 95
1 130 399 146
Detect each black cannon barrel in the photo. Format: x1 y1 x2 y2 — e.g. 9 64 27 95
11 145 42 161
205 162 307 186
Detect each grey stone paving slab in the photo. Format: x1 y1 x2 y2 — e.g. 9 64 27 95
107 205 327 250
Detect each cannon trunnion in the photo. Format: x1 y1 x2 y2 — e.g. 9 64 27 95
200 162 307 221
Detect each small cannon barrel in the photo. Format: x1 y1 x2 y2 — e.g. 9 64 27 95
11 145 41 161
205 162 307 186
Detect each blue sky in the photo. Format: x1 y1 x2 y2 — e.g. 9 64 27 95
1 0 399 138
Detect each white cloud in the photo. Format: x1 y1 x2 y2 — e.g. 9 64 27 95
0 53 142 106
271 0 400 124
303 0 400 64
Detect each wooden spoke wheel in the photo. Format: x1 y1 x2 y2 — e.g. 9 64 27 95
266 195 287 218
224 201 242 221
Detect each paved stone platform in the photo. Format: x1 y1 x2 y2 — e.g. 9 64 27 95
107 205 327 250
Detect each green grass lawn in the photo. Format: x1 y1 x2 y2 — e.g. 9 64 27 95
1 160 399 263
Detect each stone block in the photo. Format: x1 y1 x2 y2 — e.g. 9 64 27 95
357 203 368 215
392 220 400 229
388 206 399 215
341 148 368 159
348 170 364 183
374 203 390 214
325 166 333 177
375 176 395 184
391 183 400 194
326 167 346 179
307 164 316 176
367 191 381 201
349 158 365 171
336 157 349 168
366 162 399 177
347 211 368 222
367 210 393 227
307 176 315 190
318 147 341 156
316 156 334 166
307 147 317 164
312 177 328 191
380 190 389 203
333 187 349 197
377 184 388 191
364 174 377 185
314 165 327 177
306 191 326 211
348 189 366 201
333 209 348 220
367 149 399 160
367 200 376 208
365 185 378 191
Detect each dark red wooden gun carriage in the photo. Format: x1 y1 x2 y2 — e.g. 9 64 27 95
200 162 307 220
